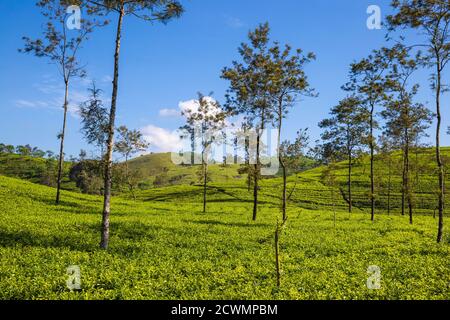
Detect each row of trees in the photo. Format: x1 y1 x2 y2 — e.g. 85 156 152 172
221 23 315 222
176 24 316 221
0 143 54 158
319 45 433 221
19 0 447 249
319 0 448 243
0 138 147 196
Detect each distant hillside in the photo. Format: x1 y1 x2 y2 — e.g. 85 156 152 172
0 153 48 182
0 152 246 192
0 153 77 191
4 148 450 217
128 152 244 188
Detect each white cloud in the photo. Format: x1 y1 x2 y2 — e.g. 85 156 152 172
159 108 180 117
158 96 222 119
141 125 183 153
101 75 113 83
179 96 233 131
179 96 222 117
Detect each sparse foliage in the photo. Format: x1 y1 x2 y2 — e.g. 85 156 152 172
114 126 149 200
180 93 227 213
320 97 369 213
387 0 450 243
20 0 104 205
79 82 110 156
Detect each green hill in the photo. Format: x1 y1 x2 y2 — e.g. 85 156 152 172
290 147 450 216
2 147 450 218
0 153 54 182
0 152 244 193
0 153 77 191
128 152 245 188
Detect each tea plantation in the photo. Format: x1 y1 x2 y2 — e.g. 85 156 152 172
0 171 448 300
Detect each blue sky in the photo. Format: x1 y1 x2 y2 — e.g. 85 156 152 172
0 0 448 157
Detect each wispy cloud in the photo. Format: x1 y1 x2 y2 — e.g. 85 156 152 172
159 108 180 117
14 99 50 109
101 75 113 83
14 75 109 118
224 15 245 29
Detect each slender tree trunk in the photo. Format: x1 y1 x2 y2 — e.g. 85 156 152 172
281 161 287 220
245 133 251 192
100 8 124 250
405 130 413 224
56 80 69 205
203 152 207 213
348 147 353 213
277 115 287 221
253 128 260 221
253 116 264 221
370 105 375 221
274 223 281 287
435 63 444 243
387 156 392 216
401 151 406 216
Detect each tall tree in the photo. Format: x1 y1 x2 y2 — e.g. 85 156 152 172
87 0 183 249
180 93 227 213
343 49 390 221
268 42 316 221
20 0 102 204
79 82 110 156
381 45 432 224
319 97 368 213
222 23 275 221
388 0 450 242
114 126 149 199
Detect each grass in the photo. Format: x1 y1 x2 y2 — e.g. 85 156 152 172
0 173 448 300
